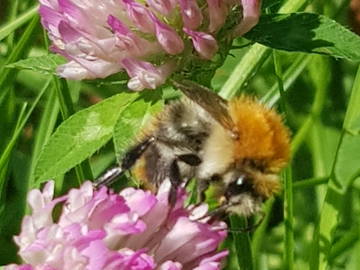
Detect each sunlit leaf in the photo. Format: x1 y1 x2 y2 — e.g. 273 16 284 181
34 93 137 183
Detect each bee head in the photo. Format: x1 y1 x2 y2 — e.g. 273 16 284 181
215 162 281 217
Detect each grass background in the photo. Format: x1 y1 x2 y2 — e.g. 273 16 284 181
0 0 359 269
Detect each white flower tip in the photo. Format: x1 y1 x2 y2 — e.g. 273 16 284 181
57 62 90 80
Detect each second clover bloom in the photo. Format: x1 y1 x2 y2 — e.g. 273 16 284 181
5 181 228 270
39 0 261 90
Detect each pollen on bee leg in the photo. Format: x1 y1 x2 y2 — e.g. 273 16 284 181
219 196 227 205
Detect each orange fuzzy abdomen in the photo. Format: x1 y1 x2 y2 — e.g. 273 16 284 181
228 97 290 172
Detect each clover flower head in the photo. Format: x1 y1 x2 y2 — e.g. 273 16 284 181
39 0 261 90
5 180 228 270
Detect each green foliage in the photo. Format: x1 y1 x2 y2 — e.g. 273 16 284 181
6 54 66 75
0 0 359 269
246 13 360 60
113 91 164 159
34 92 138 184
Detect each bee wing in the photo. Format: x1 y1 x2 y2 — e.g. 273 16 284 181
172 80 235 131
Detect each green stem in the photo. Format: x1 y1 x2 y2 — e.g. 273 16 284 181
0 15 40 103
283 166 294 270
0 81 49 202
54 78 76 118
273 51 294 270
262 54 313 107
293 176 329 189
251 198 275 270
6 0 19 47
230 216 253 270
27 85 60 190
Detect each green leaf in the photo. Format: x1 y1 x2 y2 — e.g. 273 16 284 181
113 91 163 160
311 64 360 270
245 13 360 61
6 54 66 75
34 93 138 183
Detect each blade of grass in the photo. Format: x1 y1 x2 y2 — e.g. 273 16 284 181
328 225 359 263
0 88 16 153
230 216 253 270
262 54 313 107
218 0 311 99
291 56 329 155
279 0 311 12
0 15 40 103
0 5 38 42
273 50 294 270
293 176 329 189
310 64 360 270
251 197 275 270
0 103 27 195
282 166 294 270
5 0 19 47
0 79 50 202
219 44 271 98
27 84 60 189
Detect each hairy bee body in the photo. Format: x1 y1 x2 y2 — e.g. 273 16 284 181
134 99 215 189
134 95 290 217
96 81 290 218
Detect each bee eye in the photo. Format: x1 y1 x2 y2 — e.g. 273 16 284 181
225 175 253 198
236 175 245 186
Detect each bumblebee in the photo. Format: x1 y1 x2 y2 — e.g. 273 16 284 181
95 80 290 218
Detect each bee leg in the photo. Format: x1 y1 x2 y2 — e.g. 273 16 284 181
168 159 182 207
177 154 202 166
94 137 155 187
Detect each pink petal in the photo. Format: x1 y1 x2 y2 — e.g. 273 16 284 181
179 0 203 29
234 0 261 36
120 188 157 216
6 181 228 270
154 217 200 262
151 15 184 55
121 58 168 91
147 0 176 15
58 0 89 29
206 0 229 32
82 240 109 270
159 261 183 270
183 28 218 59
38 5 63 35
121 0 155 33
193 262 220 270
107 15 159 57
